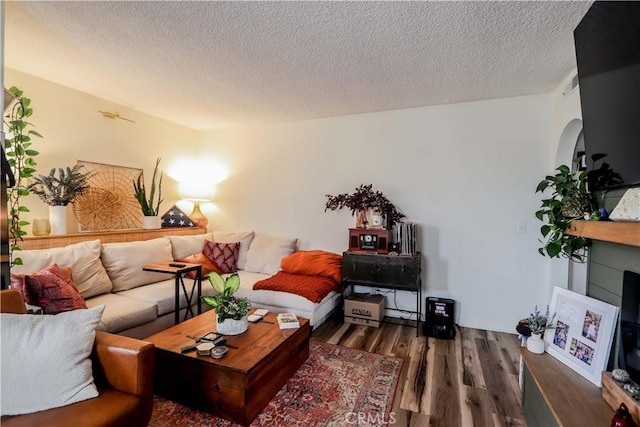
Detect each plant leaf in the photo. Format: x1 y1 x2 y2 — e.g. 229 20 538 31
225 273 240 296
208 272 226 294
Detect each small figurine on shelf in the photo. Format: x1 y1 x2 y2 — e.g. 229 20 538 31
611 403 638 427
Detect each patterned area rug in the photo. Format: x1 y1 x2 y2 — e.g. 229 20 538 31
149 341 403 427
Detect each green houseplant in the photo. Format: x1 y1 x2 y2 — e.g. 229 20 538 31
133 158 163 228
3 86 42 265
28 165 94 235
325 184 405 228
202 272 252 335
535 164 596 262
29 165 94 206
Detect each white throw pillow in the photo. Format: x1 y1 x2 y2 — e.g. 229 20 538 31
101 238 174 291
0 305 105 416
11 240 113 298
165 232 214 259
212 230 255 270
244 233 298 275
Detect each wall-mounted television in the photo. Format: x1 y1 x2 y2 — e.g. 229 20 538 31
574 1 640 191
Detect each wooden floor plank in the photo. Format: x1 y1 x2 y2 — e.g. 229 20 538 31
311 320 526 426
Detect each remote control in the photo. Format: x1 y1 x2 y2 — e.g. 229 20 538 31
169 263 186 268
180 343 198 353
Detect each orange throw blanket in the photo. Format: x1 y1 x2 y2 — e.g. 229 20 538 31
253 250 343 302
253 272 338 303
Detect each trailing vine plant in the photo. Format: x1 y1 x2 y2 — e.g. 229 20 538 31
3 86 42 266
535 162 596 262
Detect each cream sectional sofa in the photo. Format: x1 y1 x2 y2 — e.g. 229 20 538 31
12 230 342 339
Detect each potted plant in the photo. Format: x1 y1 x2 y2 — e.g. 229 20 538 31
522 305 556 354
28 165 93 235
202 272 252 335
325 184 405 229
133 158 163 229
3 86 42 264
535 164 597 262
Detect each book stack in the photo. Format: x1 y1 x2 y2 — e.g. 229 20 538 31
276 312 300 329
395 222 417 256
248 308 269 323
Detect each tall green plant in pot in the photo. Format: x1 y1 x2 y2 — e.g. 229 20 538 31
133 158 163 229
3 86 42 265
535 164 596 262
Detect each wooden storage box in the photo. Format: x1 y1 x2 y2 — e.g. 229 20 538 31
602 371 640 425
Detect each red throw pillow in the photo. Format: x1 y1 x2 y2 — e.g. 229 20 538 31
202 240 239 274
11 266 74 306
22 264 87 314
176 253 223 279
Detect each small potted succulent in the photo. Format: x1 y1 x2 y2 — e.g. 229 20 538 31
202 272 252 335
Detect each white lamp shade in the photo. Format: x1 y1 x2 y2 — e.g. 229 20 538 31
179 181 213 201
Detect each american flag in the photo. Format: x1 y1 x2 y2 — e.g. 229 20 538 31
161 205 196 228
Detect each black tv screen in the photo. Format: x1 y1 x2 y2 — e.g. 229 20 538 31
574 1 640 191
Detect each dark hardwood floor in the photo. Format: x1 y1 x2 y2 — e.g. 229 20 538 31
312 316 525 427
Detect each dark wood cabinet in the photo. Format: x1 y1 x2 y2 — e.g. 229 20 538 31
342 252 422 335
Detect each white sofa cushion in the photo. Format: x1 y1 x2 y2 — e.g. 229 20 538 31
165 232 214 259
11 240 113 298
244 233 298 275
101 238 174 292
85 293 157 333
0 305 105 416
118 278 218 317
234 271 329 315
212 230 254 270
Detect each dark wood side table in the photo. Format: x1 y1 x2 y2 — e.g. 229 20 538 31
342 251 422 336
142 262 202 324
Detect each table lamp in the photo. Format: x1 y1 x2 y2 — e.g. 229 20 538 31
179 182 211 228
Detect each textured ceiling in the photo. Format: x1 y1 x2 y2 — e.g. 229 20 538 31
4 1 593 130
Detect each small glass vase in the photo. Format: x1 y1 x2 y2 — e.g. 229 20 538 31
216 313 248 335
526 333 545 354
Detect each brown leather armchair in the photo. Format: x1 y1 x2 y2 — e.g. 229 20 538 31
1 289 155 426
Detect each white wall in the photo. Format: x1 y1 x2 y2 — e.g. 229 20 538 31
547 70 588 296
4 68 576 333
199 95 555 332
4 69 199 232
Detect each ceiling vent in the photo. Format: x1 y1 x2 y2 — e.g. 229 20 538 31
563 74 579 97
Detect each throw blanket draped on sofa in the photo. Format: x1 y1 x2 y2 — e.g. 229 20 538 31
253 250 342 303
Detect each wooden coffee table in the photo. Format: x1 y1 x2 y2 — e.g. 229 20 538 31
145 309 310 425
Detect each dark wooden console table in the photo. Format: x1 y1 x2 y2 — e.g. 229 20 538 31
342 251 422 336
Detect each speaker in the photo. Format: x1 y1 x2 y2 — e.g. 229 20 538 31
423 297 456 339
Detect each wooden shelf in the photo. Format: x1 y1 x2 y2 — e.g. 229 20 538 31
566 220 640 248
521 349 613 426
19 227 207 250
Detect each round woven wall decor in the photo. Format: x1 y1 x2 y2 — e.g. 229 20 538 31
73 187 122 231
73 161 143 231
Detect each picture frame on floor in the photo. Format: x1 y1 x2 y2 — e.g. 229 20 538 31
544 286 619 387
